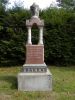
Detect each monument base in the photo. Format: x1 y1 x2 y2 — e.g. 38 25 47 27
18 69 52 91
23 63 47 73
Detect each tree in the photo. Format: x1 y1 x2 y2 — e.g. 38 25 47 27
0 0 8 10
41 8 75 65
57 0 75 9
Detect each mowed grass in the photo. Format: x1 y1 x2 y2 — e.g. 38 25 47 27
0 66 75 100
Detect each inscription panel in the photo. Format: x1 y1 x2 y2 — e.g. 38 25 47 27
24 68 47 73
26 45 44 64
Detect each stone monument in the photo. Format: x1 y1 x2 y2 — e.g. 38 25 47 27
18 3 52 91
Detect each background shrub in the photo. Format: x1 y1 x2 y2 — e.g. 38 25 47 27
0 2 75 66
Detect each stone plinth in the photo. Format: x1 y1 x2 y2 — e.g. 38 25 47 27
18 69 52 91
26 45 44 64
23 63 47 73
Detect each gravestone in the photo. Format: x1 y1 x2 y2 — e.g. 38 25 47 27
18 3 52 91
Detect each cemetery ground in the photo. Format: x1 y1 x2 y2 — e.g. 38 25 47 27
0 66 75 100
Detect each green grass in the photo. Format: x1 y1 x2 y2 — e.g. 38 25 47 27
0 66 75 100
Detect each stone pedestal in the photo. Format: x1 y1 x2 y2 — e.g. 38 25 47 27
18 69 52 91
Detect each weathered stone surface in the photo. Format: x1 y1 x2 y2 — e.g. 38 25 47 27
23 63 47 73
26 18 44 27
25 45 44 64
18 69 52 91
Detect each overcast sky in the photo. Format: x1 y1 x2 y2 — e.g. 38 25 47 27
8 0 57 9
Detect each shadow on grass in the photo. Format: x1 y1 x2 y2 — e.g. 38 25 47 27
0 75 17 89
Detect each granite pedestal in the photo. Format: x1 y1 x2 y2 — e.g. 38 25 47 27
18 69 52 91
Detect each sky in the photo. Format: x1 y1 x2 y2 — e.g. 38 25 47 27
7 0 57 9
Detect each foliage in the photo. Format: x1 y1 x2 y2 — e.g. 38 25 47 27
57 0 75 9
41 8 75 65
0 6 30 66
0 2 75 66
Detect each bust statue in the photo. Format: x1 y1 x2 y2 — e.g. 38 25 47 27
30 3 39 18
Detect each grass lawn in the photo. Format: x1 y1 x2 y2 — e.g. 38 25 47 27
0 66 75 100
